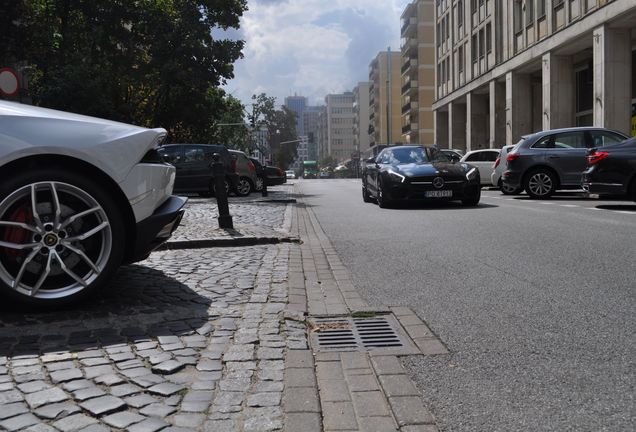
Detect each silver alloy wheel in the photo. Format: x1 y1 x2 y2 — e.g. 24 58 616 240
237 178 251 195
528 173 553 196
255 177 264 191
0 182 112 299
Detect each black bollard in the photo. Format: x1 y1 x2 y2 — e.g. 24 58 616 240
212 153 233 229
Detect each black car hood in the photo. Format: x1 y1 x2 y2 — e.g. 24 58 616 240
393 162 468 177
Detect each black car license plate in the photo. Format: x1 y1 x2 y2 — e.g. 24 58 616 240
425 190 452 198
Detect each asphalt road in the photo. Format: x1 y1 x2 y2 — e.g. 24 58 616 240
295 179 635 432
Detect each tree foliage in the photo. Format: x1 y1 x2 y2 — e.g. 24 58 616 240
248 93 299 169
0 0 248 144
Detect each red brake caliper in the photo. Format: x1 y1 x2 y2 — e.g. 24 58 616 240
2 204 32 263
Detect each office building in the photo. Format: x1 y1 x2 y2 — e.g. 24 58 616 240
325 92 356 162
284 95 307 136
433 0 636 151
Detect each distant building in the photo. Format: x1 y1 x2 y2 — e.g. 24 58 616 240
353 82 371 156
284 95 307 136
369 51 404 147
290 136 310 170
317 108 329 161
433 0 636 151
400 0 436 145
325 92 356 162
303 105 324 161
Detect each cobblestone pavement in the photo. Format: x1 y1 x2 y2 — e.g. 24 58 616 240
171 185 294 243
0 244 306 432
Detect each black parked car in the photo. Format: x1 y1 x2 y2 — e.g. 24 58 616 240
249 158 286 191
159 144 239 196
582 137 636 201
362 145 481 208
502 127 628 198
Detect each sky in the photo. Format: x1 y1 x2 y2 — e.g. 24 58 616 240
220 0 412 108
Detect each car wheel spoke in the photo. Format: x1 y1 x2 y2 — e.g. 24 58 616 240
0 240 40 250
30 251 52 297
30 184 45 231
52 251 88 288
64 243 100 273
59 206 101 230
65 221 109 242
49 182 62 230
0 221 40 234
13 246 41 289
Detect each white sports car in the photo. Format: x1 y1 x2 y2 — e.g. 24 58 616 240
0 101 186 306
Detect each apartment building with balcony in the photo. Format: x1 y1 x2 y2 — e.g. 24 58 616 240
353 82 371 157
400 0 437 145
433 0 636 152
368 51 404 147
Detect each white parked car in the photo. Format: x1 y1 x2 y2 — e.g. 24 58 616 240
0 101 186 306
285 170 296 179
460 149 500 186
490 145 522 194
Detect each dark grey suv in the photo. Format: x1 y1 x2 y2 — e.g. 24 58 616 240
502 127 628 198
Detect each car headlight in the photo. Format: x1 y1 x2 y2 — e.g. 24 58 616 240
466 167 478 181
387 169 405 183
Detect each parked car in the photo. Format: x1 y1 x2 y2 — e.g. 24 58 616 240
490 145 522 194
502 127 628 198
439 148 464 161
0 100 186 306
159 144 239 196
362 145 481 208
460 149 500 186
582 137 636 201
319 170 332 179
249 158 286 191
228 150 258 196
286 170 296 179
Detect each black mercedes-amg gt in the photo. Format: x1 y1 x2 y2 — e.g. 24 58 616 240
362 145 481 208
582 137 636 202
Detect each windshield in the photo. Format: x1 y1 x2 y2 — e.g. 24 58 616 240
385 147 429 164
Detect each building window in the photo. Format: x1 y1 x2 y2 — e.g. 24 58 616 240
458 1 464 29
526 0 535 26
486 24 492 54
471 34 478 63
537 0 546 17
458 46 464 73
471 0 477 13
514 0 523 33
575 65 593 126
478 29 485 59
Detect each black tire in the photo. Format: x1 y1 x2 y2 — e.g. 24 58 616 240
499 179 522 195
0 169 125 307
362 184 372 203
376 179 392 209
524 169 557 199
234 177 252 197
462 187 481 206
255 176 265 192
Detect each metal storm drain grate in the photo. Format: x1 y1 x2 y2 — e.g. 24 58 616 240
309 314 419 354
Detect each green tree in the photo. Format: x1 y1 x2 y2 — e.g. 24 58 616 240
1 0 248 143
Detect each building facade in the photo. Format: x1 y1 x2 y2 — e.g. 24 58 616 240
401 0 437 145
353 82 371 156
303 105 324 161
284 95 307 136
369 51 404 147
434 0 636 151
325 92 356 162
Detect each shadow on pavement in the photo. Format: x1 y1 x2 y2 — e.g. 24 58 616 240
0 265 213 357
385 201 499 211
596 204 636 211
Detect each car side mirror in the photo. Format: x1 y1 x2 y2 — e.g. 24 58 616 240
365 157 376 164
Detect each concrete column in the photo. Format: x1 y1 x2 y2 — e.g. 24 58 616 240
506 71 533 145
467 92 489 150
593 25 632 135
490 80 506 148
542 52 574 130
449 101 467 151
434 109 449 148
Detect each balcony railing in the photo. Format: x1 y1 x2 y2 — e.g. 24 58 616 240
401 80 418 95
401 17 417 35
401 101 418 114
400 37 417 54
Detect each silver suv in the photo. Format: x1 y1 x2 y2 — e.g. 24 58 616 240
502 127 628 198
229 150 259 196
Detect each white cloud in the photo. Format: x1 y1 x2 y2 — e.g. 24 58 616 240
223 0 411 107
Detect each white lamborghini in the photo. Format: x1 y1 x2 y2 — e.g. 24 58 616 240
0 100 186 306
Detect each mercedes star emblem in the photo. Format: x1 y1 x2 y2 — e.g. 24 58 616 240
433 177 445 189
